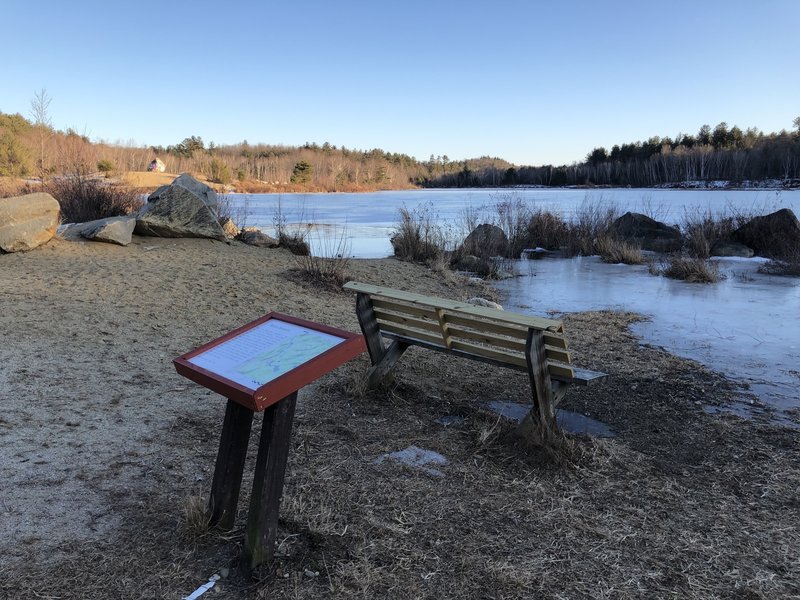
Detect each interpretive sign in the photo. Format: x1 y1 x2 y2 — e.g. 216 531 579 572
174 312 366 411
173 312 366 572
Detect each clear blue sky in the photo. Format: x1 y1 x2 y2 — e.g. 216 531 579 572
2 0 798 166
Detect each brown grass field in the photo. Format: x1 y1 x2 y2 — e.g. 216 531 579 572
0 236 798 599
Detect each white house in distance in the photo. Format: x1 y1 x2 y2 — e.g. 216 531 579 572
148 158 166 172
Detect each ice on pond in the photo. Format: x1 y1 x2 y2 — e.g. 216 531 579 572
494 255 800 423
375 445 449 477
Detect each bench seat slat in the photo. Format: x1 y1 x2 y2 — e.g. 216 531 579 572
376 312 572 365
445 325 572 364
374 309 439 332
371 298 437 320
381 332 582 384
344 282 564 333
443 314 568 350
377 321 447 346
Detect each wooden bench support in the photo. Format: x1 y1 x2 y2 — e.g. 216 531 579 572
208 399 255 530
526 329 555 426
365 339 410 388
242 391 298 573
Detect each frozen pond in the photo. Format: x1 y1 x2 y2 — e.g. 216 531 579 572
495 256 800 423
229 188 800 421
229 187 800 258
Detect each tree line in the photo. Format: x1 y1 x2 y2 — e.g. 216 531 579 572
1 93 798 190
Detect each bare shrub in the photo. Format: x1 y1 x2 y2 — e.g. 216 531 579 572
681 208 737 258
594 236 646 264
657 256 724 283
526 209 570 250
565 196 620 257
45 175 143 223
759 248 800 277
391 204 447 264
296 228 352 289
494 196 532 257
273 195 311 255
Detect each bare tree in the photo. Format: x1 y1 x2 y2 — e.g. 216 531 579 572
30 88 52 180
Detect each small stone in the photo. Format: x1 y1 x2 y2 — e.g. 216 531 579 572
304 569 320 578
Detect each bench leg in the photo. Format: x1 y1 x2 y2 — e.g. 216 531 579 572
356 292 385 365
242 391 298 574
208 399 254 530
525 329 556 429
365 339 409 388
355 293 409 388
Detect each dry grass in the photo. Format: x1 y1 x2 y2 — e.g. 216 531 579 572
595 235 647 264
391 204 448 263
759 247 800 276
2 241 798 599
526 209 571 251
681 208 739 258
565 198 621 257
656 255 725 283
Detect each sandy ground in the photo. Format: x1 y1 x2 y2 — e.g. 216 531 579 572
1 237 798 599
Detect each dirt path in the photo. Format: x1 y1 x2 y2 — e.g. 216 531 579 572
1 237 797 599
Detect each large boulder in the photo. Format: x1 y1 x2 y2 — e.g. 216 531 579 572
77 216 136 246
609 212 683 253
148 173 218 211
135 175 226 240
731 208 800 258
461 224 508 257
0 192 60 253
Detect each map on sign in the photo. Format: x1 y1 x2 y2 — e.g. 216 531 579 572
187 319 345 390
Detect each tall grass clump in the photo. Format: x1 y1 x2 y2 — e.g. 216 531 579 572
391 203 448 264
296 227 353 289
273 195 311 255
594 235 646 264
525 209 571 250
759 248 800 277
565 196 620 257
494 196 533 257
655 255 724 283
46 175 143 223
681 208 737 258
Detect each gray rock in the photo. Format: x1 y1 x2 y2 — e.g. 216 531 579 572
731 208 800 258
452 254 484 272
239 229 279 248
609 212 683 253
135 180 226 240
466 297 504 310
148 173 218 211
462 223 508 257
710 240 754 258
78 216 136 246
0 192 60 252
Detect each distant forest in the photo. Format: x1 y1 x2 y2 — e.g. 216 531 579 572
1 102 799 191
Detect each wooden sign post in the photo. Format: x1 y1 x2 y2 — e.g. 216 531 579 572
174 313 365 572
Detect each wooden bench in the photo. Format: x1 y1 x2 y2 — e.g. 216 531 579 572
343 282 608 430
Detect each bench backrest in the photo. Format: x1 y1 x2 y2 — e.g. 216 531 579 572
343 282 575 381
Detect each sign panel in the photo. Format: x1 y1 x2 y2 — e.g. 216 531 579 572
174 313 365 411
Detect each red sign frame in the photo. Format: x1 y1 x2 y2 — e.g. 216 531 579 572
174 312 365 411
